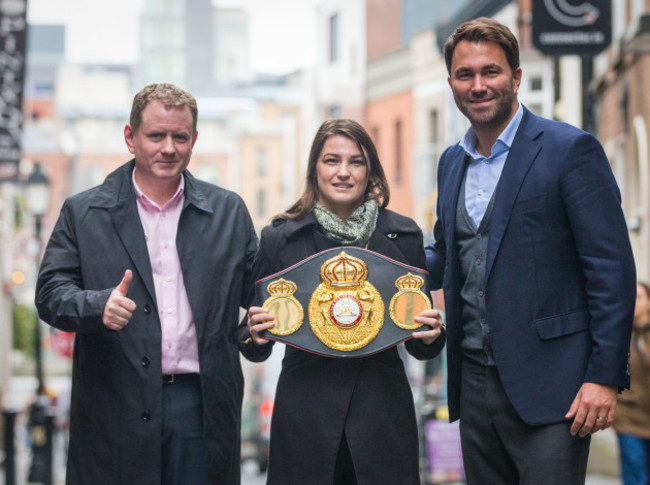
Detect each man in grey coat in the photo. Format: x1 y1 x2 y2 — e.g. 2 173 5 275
35 83 258 484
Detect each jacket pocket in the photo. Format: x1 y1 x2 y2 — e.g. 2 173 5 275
534 310 589 340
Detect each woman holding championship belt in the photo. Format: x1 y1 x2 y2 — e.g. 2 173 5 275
241 119 445 484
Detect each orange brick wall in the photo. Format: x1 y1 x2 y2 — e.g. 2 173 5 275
365 90 414 218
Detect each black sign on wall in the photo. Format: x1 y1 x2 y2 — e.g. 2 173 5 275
0 0 28 181
533 0 612 56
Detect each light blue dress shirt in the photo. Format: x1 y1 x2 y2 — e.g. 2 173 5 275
460 103 524 228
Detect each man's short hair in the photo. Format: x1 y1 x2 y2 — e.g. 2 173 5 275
129 83 198 134
443 17 520 75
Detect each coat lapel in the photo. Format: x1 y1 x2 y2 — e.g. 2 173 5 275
442 146 468 248
485 109 543 281
101 162 157 305
368 211 412 262
176 173 213 343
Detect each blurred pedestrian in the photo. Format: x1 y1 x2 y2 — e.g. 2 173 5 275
35 83 258 484
242 118 445 484
614 281 650 485
426 17 636 484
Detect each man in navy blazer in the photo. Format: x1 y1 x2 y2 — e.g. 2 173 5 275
426 17 636 483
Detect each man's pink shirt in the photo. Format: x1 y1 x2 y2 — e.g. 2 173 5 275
133 171 200 375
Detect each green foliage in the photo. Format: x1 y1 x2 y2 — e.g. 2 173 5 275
13 304 36 357
14 195 23 229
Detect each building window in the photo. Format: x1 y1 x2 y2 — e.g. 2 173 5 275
329 13 339 62
395 119 402 184
429 110 439 144
256 146 267 176
530 76 543 91
328 105 341 118
257 188 265 218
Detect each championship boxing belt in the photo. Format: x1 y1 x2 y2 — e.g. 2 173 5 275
255 246 433 358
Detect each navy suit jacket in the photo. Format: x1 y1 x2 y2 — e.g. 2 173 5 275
426 107 636 426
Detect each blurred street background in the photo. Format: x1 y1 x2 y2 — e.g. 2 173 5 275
3 0 650 483
0 371 628 484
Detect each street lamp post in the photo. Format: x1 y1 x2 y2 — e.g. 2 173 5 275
25 162 55 485
25 162 50 396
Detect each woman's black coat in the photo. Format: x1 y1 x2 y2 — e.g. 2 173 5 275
241 208 445 485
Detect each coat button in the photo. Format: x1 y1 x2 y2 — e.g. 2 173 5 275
143 304 152 314
141 411 151 422
387 233 397 239
141 357 150 368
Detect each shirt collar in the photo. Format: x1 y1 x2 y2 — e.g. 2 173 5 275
132 168 185 209
459 103 524 160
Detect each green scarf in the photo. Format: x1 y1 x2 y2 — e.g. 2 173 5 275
314 199 379 247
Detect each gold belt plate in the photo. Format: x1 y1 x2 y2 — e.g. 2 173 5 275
388 272 430 330
308 251 384 351
262 278 304 336
260 250 432 354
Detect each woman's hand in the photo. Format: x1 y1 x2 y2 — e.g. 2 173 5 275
247 306 276 345
411 308 444 345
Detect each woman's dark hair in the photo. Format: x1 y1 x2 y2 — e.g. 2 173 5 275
282 118 389 219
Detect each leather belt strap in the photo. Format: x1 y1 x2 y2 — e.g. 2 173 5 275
162 373 200 384
255 246 432 358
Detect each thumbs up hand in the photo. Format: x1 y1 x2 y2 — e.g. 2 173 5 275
103 270 137 331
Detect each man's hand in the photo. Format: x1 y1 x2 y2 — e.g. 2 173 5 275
103 270 136 331
565 382 617 437
247 306 275 345
411 308 444 345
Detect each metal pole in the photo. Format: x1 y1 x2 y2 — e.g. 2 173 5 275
34 321 44 395
3 408 17 485
582 56 595 135
27 395 54 485
28 210 53 484
44 413 54 485
34 213 44 396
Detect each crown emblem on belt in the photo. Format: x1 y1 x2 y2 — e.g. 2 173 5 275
267 278 297 296
320 251 368 288
394 273 425 291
